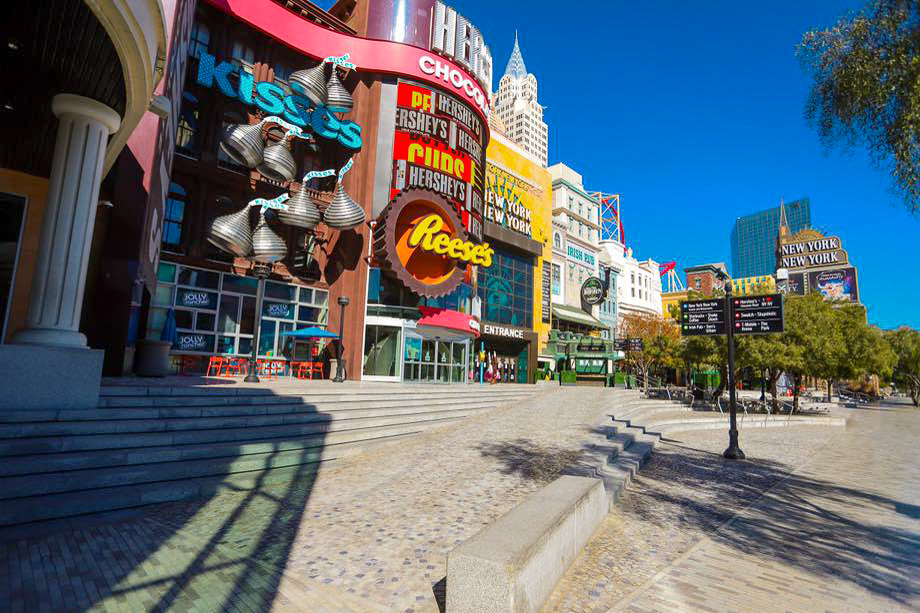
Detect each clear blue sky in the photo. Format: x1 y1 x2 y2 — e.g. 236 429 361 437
323 1 919 329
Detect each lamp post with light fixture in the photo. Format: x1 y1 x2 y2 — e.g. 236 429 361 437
333 296 349 382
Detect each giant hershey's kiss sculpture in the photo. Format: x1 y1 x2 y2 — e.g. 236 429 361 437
206 57 363 382
208 58 363 261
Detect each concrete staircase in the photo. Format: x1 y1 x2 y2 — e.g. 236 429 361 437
0 383 536 533
569 390 846 503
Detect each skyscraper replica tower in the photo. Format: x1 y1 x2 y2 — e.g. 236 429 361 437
493 32 549 167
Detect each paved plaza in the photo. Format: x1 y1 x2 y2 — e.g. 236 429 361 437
2 389 918 613
544 398 920 613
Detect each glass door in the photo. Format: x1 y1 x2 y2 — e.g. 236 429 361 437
364 315 405 382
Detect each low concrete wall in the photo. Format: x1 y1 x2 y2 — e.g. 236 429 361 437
0 345 102 410
446 475 607 613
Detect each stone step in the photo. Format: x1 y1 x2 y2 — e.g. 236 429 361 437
0 404 495 457
99 390 531 409
0 414 455 499
0 427 429 528
96 389 532 408
641 415 847 433
0 415 462 478
0 396 521 434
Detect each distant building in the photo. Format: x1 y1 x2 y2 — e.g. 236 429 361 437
731 199 810 277
549 163 605 333
601 243 663 325
493 32 548 167
685 262 729 297
731 275 776 296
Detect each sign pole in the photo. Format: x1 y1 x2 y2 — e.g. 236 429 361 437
723 281 745 460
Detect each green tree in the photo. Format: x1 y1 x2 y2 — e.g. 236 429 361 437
798 1 920 214
621 313 680 391
737 332 804 412
835 304 896 390
784 294 845 401
887 326 920 406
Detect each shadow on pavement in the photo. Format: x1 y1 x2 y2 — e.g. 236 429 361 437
475 438 585 483
0 391 330 613
626 441 920 606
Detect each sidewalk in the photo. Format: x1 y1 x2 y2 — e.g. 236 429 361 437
544 401 920 613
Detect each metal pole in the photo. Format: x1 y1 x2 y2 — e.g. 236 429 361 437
723 281 745 460
244 267 268 383
333 296 348 382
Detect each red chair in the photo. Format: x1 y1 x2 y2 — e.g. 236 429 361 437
224 357 244 376
206 356 226 377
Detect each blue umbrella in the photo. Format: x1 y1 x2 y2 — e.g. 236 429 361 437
160 308 178 345
281 326 338 339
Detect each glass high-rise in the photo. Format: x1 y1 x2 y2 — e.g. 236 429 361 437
730 199 811 278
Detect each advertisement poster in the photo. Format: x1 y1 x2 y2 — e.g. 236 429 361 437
541 261 551 324
808 268 859 302
390 81 486 242
787 272 806 296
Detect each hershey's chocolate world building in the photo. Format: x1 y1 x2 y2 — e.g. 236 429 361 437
1 0 506 407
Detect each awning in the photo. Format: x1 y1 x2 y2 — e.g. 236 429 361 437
552 303 606 328
415 306 480 341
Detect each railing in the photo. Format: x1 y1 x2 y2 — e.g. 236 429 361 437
838 387 874 404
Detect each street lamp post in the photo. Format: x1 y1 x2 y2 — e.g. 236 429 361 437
333 296 349 382
244 263 270 383
721 276 745 460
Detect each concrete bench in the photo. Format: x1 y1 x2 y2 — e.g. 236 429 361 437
446 475 608 613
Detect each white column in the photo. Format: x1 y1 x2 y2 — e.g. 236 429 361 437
11 94 121 348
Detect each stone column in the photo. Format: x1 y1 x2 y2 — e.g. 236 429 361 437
11 94 121 348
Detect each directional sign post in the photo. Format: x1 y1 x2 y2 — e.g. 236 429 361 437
678 290 785 461
732 294 784 335
680 299 726 336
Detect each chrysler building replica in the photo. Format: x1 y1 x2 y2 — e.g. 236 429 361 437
493 32 549 167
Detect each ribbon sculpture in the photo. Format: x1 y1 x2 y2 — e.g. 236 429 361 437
249 193 291 214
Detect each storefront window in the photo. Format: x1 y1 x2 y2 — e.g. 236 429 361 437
258 320 276 355
478 248 532 328
178 267 219 289
363 325 401 377
146 262 328 356
223 275 258 295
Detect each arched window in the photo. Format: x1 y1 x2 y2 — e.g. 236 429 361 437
162 182 187 253
553 232 561 249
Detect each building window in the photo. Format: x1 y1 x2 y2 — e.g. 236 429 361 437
477 249 533 328
188 21 210 59
553 232 561 249
162 182 187 252
694 278 702 290
175 92 200 158
217 109 247 171
231 40 255 74
551 263 562 297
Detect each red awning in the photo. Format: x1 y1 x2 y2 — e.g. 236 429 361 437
415 306 480 341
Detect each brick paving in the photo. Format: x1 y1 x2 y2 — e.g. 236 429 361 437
0 386 622 613
543 400 920 613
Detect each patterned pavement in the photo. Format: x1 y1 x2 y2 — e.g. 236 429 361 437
0 386 621 613
543 399 920 613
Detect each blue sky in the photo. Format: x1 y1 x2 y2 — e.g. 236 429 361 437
323 1 919 329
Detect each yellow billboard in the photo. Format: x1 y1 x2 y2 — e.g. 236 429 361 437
485 133 552 351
